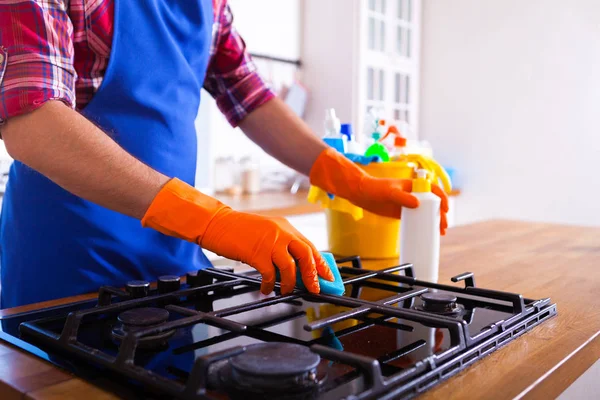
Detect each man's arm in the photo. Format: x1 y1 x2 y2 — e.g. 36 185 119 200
238 98 449 234
2 100 334 294
238 97 328 176
2 101 169 219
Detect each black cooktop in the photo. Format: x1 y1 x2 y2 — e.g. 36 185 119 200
0 257 557 399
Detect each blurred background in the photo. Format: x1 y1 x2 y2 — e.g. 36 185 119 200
208 0 599 228
1 0 597 240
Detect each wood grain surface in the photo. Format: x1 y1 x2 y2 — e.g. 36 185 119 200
214 190 322 217
214 189 461 217
0 220 598 399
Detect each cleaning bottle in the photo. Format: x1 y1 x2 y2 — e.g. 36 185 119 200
323 109 346 153
390 135 408 158
364 129 389 161
378 125 408 157
378 125 397 150
340 123 362 154
400 169 441 282
364 141 390 161
324 109 341 136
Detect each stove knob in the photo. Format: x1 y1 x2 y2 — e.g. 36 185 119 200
186 270 213 287
158 275 181 294
126 280 150 298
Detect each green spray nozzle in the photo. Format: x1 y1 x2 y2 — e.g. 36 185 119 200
364 142 389 162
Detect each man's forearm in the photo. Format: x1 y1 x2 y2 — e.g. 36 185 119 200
238 97 328 176
1 101 169 219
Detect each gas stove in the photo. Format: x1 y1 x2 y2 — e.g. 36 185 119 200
0 257 556 399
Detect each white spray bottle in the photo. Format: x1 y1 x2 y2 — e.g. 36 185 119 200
400 169 441 282
323 108 346 153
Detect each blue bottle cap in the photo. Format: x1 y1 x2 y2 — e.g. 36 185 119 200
340 123 353 141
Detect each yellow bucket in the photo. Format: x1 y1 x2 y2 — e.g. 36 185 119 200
326 161 415 259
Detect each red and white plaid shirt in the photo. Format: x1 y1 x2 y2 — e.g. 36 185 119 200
0 0 274 126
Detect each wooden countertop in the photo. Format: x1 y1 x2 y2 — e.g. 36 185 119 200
1 220 598 399
214 190 322 217
213 189 461 217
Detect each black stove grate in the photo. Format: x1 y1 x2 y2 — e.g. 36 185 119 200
3 257 557 400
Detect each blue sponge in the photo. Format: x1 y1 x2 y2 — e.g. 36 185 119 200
313 252 345 295
276 252 345 295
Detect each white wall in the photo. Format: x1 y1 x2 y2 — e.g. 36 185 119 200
229 0 301 60
301 0 360 136
195 0 302 188
420 0 600 226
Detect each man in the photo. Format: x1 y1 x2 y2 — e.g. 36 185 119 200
0 0 448 309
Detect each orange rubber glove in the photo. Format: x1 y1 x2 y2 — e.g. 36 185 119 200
142 178 334 295
309 148 449 235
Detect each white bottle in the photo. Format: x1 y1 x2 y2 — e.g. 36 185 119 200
240 157 261 194
400 169 441 282
324 108 341 138
346 138 363 154
323 108 346 153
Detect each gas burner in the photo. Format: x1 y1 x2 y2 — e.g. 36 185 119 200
7 257 557 400
415 292 465 316
111 307 175 349
217 343 326 399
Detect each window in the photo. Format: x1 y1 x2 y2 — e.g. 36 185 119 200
369 0 387 13
367 68 374 100
362 0 420 137
396 26 403 55
395 73 401 103
398 0 412 21
367 0 387 51
395 0 413 57
368 18 376 50
392 72 410 125
379 70 385 101
379 20 386 51
394 73 410 104
366 67 386 113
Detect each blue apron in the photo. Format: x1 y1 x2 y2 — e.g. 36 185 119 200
0 0 214 308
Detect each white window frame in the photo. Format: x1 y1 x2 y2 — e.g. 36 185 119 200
357 0 422 139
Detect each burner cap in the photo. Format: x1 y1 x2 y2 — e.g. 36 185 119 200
219 343 324 397
421 292 457 305
231 343 320 377
118 307 170 327
112 308 174 349
416 292 464 316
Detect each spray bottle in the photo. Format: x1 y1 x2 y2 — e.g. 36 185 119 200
323 109 346 153
341 123 363 154
399 169 441 282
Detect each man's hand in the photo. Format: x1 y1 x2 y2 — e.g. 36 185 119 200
351 176 449 235
310 148 449 235
142 178 334 295
201 211 334 295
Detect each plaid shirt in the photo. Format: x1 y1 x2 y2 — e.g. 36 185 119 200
0 0 274 127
